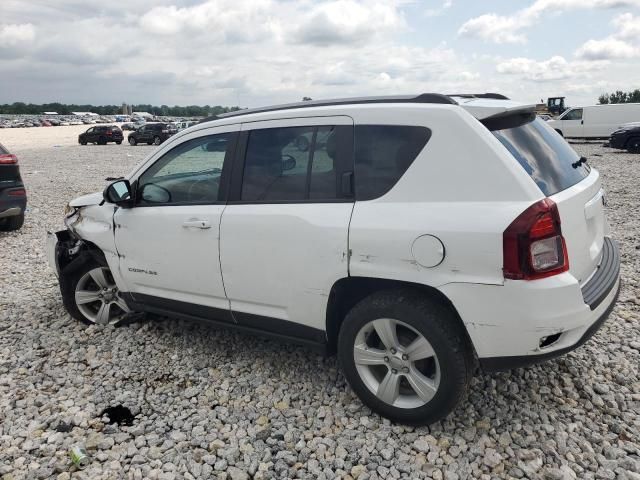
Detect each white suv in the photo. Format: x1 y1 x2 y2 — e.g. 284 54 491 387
47 93 620 425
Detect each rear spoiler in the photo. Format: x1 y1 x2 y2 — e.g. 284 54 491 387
481 109 536 131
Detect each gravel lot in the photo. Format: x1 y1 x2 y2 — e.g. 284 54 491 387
0 127 639 480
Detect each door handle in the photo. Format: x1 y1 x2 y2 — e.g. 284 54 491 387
182 219 211 229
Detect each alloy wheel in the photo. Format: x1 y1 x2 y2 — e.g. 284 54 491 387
353 318 440 409
74 267 129 325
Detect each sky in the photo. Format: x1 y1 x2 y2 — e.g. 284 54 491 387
0 0 639 109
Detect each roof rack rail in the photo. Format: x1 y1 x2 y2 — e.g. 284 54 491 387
200 93 458 123
448 93 510 100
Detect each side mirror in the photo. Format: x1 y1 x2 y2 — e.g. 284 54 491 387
140 183 171 204
103 179 132 206
282 156 296 171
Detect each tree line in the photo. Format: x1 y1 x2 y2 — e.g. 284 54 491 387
598 89 640 104
0 102 241 117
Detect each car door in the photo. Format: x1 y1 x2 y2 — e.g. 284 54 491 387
559 108 583 137
85 127 95 142
114 125 238 317
219 116 354 342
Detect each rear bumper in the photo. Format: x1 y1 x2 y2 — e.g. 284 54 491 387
0 189 27 218
440 237 621 371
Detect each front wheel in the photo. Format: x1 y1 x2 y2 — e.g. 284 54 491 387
129 137 137 146
338 290 472 425
626 136 640 154
60 255 130 326
115 140 122 145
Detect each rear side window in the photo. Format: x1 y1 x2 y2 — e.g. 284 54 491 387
354 125 431 200
493 118 590 196
241 125 347 202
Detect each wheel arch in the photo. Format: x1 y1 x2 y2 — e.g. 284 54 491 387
325 276 477 359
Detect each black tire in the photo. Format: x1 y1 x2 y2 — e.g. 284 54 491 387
338 289 472 425
80 140 87 145
60 253 129 326
98 137 107 145
0 213 25 231
116 141 122 145
129 137 137 146
153 136 161 146
626 136 640 154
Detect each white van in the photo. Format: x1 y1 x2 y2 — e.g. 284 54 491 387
47 93 619 425
548 103 640 139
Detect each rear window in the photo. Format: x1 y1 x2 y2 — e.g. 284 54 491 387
354 125 431 200
492 118 590 196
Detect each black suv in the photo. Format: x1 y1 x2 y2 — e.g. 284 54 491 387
0 143 27 231
128 123 176 146
610 123 640 153
78 126 124 145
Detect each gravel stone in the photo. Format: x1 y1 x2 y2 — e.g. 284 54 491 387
0 131 639 480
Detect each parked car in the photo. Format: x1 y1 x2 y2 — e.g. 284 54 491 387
0 143 27 231
548 103 640 139
47 93 619 425
174 120 198 131
609 122 640 153
78 126 124 145
121 123 136 131
127 123 176 146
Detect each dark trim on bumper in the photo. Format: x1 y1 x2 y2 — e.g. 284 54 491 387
122 292 328 351
581 237 620 310
480 279 620 372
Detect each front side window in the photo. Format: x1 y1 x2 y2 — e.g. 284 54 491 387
354 125 431 200
562 108 583 121
137 133 233 205
241 125 343 202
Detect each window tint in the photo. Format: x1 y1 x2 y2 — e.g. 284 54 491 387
138 133 233 205
493 118 590 196
241 125 342 202
354 125 431 200
562 108 583 121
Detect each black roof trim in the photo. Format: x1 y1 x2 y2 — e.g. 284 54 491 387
448 93 510 100
199 93 458 123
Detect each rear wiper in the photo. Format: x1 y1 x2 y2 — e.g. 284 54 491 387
572 156 587 169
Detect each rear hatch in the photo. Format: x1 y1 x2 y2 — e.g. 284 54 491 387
492 118 604 284
0 143 22 185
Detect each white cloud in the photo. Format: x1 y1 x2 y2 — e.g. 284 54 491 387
0 23 35 47
575 37 638 59
292 1 405 45
613 12 640 39
574 12 640 60
425 0 453 18
458 0 640 43
496 55 608 81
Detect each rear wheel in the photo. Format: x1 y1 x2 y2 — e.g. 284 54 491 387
338 290 472 425
129 137 137 146
0 213 25 231
153 136 161 145
626 136 640 153
61 255 130 326
116 140 122 145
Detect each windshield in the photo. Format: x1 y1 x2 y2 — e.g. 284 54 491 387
493 118 590 196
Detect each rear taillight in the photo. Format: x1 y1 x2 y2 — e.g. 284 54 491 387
0 154 17 164
8 188 26 196
503 198 568 280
